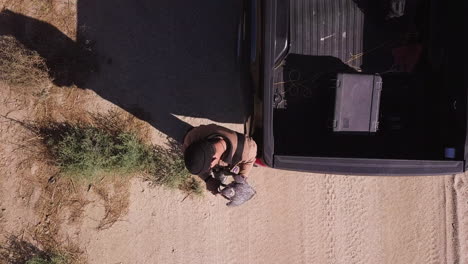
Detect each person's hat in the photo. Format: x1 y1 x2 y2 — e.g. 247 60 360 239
184 139 215 175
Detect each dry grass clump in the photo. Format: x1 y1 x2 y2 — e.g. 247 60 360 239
93 180 130 230
149 139 204 196
0 35 50 87
1 0 78 39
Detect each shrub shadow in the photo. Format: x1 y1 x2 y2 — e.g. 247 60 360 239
0 235 48 264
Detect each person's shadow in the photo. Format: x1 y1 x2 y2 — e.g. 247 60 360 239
0 0 247 142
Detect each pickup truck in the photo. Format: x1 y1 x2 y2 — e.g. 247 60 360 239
241 0 466 175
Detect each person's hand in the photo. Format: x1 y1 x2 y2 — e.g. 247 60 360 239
213 169 231 185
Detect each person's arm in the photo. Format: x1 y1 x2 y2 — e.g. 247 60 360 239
238 158 255 177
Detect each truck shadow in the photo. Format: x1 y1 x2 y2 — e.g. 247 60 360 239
0 9 97 87
76 0 245 141
0 0 246 142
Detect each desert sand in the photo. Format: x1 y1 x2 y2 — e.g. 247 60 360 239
0 0 467 263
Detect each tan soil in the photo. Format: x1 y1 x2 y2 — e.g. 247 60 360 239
0 1 467 264
61 168 464 264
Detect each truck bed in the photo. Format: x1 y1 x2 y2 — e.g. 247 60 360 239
271 0 466 162
290 0 364 69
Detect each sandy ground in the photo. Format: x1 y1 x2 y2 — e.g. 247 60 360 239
0 1 467 263
1 101 466 264
1 73 466 263
64 147 465 264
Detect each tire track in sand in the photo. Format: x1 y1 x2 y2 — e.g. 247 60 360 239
425 218 443 264
323 174 337 263
223 198 250 264
303 173 322 264
339 176 370 264
454 173 468 264
423 176 447 264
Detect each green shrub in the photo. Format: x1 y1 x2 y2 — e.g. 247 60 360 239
26 254 69 264
39 122 203 194
41 123 156 182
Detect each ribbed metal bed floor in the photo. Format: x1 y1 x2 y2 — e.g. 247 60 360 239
289 0 364 68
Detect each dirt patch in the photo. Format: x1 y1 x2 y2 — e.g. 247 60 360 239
0 35 50 88
0 66 165 263
92 179 131 231
1 0 77 39
0 123 86 263
1 1 97 87
0 1 156 263
0 30 139 263
0 83 142 263
1 1 466 264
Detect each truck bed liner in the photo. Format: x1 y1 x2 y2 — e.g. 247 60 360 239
290 0 364 68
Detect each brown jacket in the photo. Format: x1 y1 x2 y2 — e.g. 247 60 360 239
183 124 257 176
